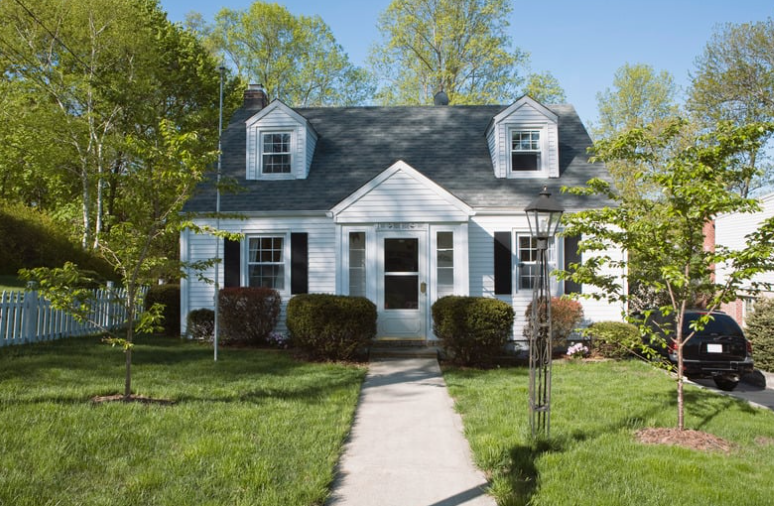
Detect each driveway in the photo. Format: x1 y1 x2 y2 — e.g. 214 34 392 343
690 371 774 411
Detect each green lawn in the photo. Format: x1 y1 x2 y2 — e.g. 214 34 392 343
445 360 774 506
0 335 365 506
0 275 25 292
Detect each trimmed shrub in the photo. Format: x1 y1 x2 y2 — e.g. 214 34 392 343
286 294 376 360
219 287 281 345
433 296 514 366
523 297 584 349
144 284 181 336
746 297 774 372
586 321 640 359
187 308 214 342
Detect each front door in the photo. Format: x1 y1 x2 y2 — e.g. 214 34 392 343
377 231 426 338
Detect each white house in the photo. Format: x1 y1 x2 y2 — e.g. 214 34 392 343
180 86 624 348
716 191 774 326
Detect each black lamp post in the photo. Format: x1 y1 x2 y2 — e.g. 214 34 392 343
524 187 564 438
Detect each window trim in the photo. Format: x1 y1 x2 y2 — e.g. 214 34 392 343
507 126 548 177
254 129 295 179
243 233 291 294
514 232 556 292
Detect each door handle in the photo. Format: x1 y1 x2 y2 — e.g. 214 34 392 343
420 282 427 294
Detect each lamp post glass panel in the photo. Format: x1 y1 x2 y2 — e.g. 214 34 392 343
524 187 564 438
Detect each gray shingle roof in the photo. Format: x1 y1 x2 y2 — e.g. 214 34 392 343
183 103 610 214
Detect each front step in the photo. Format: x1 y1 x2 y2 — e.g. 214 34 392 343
369 338 442 360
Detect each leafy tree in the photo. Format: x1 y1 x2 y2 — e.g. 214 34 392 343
201 1 372 106
0 0 239 250
523 71 566 104
688 19 774 197
560 118 774 430
22 121 218 401
370 0 528 105
594 63 679 141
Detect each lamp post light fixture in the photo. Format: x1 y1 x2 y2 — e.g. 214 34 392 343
524 187 564 438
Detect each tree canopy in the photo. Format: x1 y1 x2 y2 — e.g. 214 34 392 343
369 0 529 105
688 19 774 197
561 118 774 429
197 1 373 106
0 0 240 250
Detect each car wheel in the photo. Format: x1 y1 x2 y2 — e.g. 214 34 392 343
713 375 739 391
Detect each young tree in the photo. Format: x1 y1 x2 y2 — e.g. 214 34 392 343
561 118 774 430
688 20 774 197
202 1 372 106
370 0 528 105
23 121 217 401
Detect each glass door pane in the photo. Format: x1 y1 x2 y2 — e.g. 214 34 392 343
384 238 418 310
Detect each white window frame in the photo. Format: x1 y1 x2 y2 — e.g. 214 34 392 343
243 233 291 295
507 126 548 178
260 131 293 175
514 233 556 291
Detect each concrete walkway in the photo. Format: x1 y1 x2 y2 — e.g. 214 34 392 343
327 358 495 506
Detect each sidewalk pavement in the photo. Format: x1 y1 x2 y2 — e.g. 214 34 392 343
327 358 495 506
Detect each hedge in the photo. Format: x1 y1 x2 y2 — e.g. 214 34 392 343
586 321 641 360
144 284 180 336
187 308 214 342
523 297 584 348
286 294 376 360
433 296 514 366
746 297 774 372
219 287 281 345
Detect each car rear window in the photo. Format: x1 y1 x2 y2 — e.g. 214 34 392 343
682 313 743 337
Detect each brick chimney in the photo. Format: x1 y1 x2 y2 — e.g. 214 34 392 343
244 84 268 110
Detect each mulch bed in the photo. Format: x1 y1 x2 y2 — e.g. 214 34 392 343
91 394 176 406
636 427 733 453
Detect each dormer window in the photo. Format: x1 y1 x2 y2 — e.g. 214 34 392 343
511 130 541 171
262 132 292 174
486 96 559 179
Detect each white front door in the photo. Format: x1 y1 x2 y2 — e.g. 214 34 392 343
376 230 427 338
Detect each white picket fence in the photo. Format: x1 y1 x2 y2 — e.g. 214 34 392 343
0 286 145 347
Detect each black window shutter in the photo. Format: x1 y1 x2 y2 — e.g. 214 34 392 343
291 233 308 294
223 238 241 288
494 231 512 295
564 235 582 294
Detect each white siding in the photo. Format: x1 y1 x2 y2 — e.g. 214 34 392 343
716 193 774 291
181 216 336 335
469 215 624 343
335 169 470 223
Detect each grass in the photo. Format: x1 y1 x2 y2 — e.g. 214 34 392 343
0 335 366 506
444 359 774 506
0 275 24 292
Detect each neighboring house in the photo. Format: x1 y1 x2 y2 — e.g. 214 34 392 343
716 191 774 326
180 86 624 348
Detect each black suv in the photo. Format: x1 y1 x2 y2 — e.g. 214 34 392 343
640 310 754 391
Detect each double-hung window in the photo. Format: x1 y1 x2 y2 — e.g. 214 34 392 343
262 132 291 174
511 130 541 172
516 234 555 290
247 236 285 290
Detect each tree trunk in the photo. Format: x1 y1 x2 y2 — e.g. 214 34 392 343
123 292 135 401
677 343 685 430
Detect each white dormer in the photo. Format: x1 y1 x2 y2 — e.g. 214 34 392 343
486 96 559 179
245 100 318 180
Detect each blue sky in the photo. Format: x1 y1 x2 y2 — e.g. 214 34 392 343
160 0 772 126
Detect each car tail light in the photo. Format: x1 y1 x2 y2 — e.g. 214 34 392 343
746 340 753 355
